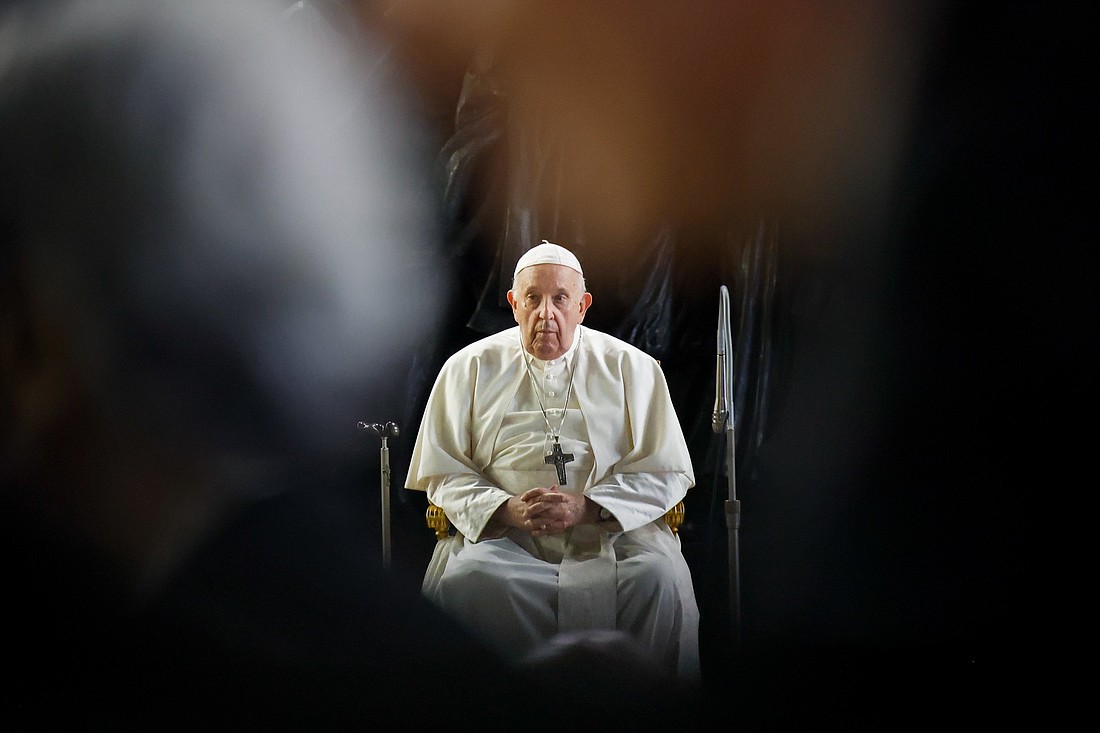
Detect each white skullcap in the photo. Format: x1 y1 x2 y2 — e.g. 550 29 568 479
513 240 583 277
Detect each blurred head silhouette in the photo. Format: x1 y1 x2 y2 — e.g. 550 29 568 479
0 0 443 597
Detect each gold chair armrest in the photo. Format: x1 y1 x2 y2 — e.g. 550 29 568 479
426 502 450 541
665 501 685 534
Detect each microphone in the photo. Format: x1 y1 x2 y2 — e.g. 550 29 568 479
712 285 730 433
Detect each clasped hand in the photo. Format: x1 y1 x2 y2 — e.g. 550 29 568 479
513 485 587 537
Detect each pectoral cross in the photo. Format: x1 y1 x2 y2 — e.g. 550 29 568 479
545 440 574 485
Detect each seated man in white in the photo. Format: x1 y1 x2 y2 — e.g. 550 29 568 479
405 240 700 680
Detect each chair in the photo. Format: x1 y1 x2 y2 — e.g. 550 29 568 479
426 500 685 540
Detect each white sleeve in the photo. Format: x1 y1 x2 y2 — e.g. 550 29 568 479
586 470 692 532
425 474 511 543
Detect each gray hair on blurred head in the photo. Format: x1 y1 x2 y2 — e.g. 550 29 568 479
0 0 443 478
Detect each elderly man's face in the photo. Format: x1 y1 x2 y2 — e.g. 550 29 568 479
507 264 592 360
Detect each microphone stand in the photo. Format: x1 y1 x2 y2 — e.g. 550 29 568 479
358 420 399 570
712 285 742 650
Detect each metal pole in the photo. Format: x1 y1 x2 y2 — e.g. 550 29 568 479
358 420 399 570
725 423 741 650
713 285 742 649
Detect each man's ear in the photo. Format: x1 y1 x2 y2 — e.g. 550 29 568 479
578 292 593 319
506 289 522 322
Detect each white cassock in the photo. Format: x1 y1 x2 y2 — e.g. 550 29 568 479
405 325 700 679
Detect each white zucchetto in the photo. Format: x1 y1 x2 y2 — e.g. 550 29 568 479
513 240 583 277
